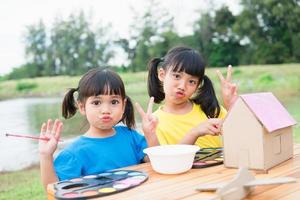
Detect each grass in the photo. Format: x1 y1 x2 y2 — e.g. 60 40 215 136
0 63 300 199
0 166 46 200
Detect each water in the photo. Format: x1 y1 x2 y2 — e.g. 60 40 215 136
0 97 84 172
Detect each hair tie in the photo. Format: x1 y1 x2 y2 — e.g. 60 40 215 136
160 57 165 62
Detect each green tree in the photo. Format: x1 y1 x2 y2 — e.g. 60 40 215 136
7 63 38 79
49 11 113 75
209 6 242 66
193 6 242 67
24 20 47 76
193 11 215 61
234 0 300 64
117 0 175 72
21 11 114 78
148 30 183 58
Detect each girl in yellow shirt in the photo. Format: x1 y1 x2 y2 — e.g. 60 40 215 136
147 46 237 148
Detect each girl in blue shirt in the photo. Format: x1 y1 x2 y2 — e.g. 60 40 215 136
39 68 158 190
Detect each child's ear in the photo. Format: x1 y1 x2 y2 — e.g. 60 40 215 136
123 98 127 113
77 102 86 115
158 68 165 82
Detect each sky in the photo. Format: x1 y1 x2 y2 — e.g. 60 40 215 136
0 0 241 76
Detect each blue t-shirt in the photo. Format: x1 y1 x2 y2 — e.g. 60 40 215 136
54 126 147 181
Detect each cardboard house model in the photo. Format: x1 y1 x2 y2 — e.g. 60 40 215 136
223 92 297 171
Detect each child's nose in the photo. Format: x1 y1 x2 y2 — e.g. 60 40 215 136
178 80 186 90
101 104 111 113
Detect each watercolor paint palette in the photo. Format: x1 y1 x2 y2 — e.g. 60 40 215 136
54 170 148 199
192 148 223 168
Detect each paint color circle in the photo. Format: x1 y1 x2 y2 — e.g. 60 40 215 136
121 178 142 186
128 172 142 176
130 175 146 180
113 171 128 175
98 187 117 193
66 186 83 190
83 175 97 179
63 192 80 198
206 160 217 164
193 162 206 166
70 178 82 182
81 190 98 196
113 183 130 189
98 172 112 176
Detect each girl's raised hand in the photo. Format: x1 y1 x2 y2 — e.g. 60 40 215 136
194 118 223 137
216 65 238 110
135 97 159 146
39 119 63 157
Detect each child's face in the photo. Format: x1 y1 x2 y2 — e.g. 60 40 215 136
79 95 125 132
159 68 199 104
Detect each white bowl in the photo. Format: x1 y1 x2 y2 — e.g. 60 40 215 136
143 145 200 174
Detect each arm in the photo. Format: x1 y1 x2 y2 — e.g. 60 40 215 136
39 119 63 190
40 155 58 191
216 65 238 110
180 118 223 145
135 97 159 147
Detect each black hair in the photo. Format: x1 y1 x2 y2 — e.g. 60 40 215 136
62 68 135 129
147 46 220 118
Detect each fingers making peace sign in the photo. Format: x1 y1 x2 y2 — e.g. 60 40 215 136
135 97 159 147
216 65 238 110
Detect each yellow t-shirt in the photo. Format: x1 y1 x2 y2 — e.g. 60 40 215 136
154 103 227 148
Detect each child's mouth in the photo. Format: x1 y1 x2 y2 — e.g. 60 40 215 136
175 92 185 98
100 116 112 122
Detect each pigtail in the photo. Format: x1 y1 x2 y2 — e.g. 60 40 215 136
122 96 136 129
62 88 78 119
192 75 220 118
147 58 165 103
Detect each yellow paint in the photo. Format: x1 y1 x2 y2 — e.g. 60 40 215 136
98 187 116 193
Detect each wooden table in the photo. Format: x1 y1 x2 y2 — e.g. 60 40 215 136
48 144 300 200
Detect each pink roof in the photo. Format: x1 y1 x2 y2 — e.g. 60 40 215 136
240 92 297 132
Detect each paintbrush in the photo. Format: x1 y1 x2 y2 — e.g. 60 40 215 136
5 133 63 142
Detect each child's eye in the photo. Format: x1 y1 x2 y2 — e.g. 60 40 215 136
111 99 120 105
92 100 101 105
172 73 181 79
189 80 198 85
